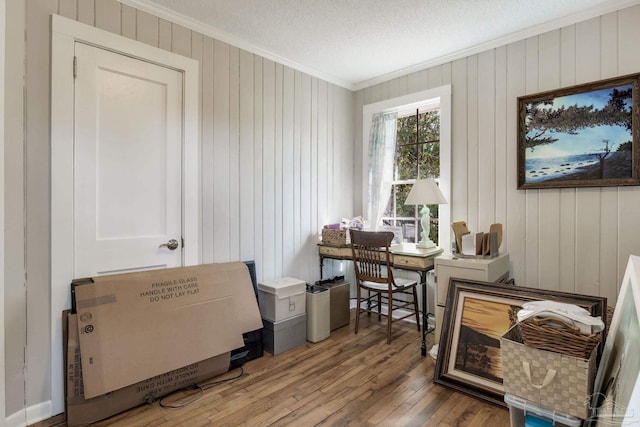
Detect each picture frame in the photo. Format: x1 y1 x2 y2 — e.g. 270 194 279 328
587 255 640 426
517 73 640 189
434 278 607 407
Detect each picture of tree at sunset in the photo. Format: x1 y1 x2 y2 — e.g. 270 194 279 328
435 279 606 408
454 297 520 383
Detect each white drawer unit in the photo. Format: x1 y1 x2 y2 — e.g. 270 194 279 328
392 254 434 269
434 253 510 344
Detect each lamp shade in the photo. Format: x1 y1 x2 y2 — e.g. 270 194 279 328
405 178 447 205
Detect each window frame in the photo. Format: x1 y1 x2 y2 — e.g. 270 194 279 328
362 86 451 249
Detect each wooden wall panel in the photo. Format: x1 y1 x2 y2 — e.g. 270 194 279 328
158 18 171 51
280 66 294 277
77 0 94 25
20 1 355 415
505 40 526 286
252 56 264 277
466 55 479 232
201 36 214 263
261 59 276 279
616 5 640 294
300 74 312 269
451 58 468 225
558 26 577 294
95 0 120 34
239 50 255 262
120 3 135 39
293 71 303 270
619 5 640 74
29 2 352 288
212 40 231 261
574 18 602 297
17 1 640 418
228 46 241 260
354 7 640 301
477 50 495 229
58 0 77 20
25 0 58 410
494 47 507 232
537 30 561 291
599 13 620 306
4 0 27 417
273 63 284 278
524 37 540 287
136 10 159 47
309 78 318 268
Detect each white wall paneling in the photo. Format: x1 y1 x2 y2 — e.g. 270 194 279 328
0 0 6 422
12 0 354 419
4 0 26 421
8 0 640 421
354 5 640 303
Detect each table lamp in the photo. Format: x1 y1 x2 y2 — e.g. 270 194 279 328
405 178 447 248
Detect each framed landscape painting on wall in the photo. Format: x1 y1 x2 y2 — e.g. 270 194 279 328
517 73 640 189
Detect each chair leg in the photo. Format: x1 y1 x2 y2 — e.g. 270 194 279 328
377 292 382 321
355 284 361 335
366 290 371 317
386 289 393 344
412 286 421 332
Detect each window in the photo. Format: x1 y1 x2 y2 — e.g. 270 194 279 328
362 86 451 249
383 107 441 243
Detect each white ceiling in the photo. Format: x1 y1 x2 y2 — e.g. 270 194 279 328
125 0 639 90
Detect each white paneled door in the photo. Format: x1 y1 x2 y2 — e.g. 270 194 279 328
73 42 183 277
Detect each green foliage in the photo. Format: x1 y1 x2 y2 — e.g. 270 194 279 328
617 141 632 151
395 110 440 179
525 88 632 151
383 110 441 243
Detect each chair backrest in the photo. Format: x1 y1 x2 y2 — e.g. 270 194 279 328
349 230 395 286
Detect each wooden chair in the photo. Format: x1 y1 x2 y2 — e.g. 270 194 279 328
349 229 421 344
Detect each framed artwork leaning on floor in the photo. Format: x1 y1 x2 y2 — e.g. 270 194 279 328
434 278 606 407
588 255 640 426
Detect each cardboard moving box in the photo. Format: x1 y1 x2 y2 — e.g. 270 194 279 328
65 311 231 426
72 262 263 398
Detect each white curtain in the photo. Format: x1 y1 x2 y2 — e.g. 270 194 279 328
366 112 397 230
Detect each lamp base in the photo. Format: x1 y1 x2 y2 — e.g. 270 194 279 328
416 239 436 249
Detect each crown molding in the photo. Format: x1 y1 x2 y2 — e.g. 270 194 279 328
118 0 355 90
120 0 640 93
352 0 640 91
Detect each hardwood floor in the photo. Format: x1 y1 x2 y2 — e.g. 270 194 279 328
35 311 509 426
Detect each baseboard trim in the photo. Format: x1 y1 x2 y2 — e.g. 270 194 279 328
5 400 52 427
5 409 26 427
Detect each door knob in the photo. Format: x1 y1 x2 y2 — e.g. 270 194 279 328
159 239 179 250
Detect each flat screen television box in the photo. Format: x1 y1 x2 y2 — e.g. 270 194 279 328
66 261 263 425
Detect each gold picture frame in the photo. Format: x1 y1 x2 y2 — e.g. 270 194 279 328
434 278 607 407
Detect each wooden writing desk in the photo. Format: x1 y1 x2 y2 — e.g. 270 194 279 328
318 242 444 356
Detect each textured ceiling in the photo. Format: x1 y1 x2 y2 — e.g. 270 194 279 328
127 0 638 89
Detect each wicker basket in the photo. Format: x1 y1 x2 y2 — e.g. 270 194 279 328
501 324 597 419
519 317 601 359
321 228 348 245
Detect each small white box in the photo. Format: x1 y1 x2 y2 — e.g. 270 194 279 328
262 314 307 355
504 393 581 427
258 277 306 322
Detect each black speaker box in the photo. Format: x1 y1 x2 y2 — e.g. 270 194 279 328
230 261 264 368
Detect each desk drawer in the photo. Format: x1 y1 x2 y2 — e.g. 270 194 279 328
319 245 351 258
393 255 433 269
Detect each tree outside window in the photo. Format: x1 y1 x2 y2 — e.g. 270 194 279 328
382 108 441 243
